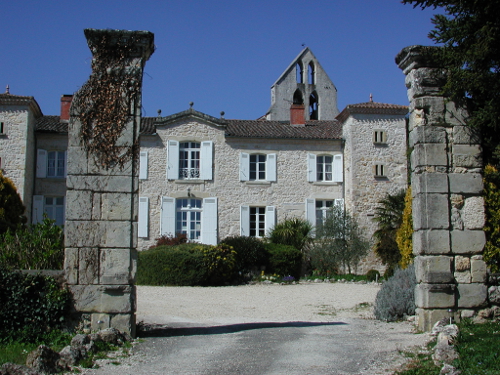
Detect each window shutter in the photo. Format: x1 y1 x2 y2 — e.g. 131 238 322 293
265 206 276 236
160 197 176 236
36 149 47 178
202 197 217 245
139 151 148 180
307 153 316 182
305 198 316 227
167 140 179 180
32 195 44 224
240 205 250 236
240 153 249 181
266 153 277 182
138 197 149 238
200 141 213 180
335 198 345 213
333 154 343 182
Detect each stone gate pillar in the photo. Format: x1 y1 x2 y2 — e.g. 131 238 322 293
64 29 154 336
396 46 487 331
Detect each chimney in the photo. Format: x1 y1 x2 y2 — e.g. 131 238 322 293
60 95 73 121
290 104 305 125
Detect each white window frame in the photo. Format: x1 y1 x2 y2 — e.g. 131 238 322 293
240 152 276 182
37 149 67 178
32 195 65 226
373 130 387 144
240 205 275 237
374 164 386 178
167 140 213 180
307 153 343 183
179 142 201 179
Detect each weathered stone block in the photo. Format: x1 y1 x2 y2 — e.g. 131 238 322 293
471 256 487 283
405 68 447 99
87 154 134 177
453 125 479 145
412 97 446 124
413 194 450 230
99 248 136 284
411 143 448 169
412 173 448 196
457 283 487 308
415 283 456 308
65 189 93 221
445 101 468 126
64 248 79 285
462 196 485 230
413 230 450 255
110 313 136 337
452 145 482 168
415 256 453 283
67 175 139 193
451 230 485 254
69 285 134 313
416 308 453 332
455 256 470 271
66 146 88 175
100 193 134 221
92 193 101 220
454 270 471 284
78 247 99 284
488 286 500 304
65 221 133 248
448 173 483 195
91 313 111 331
409 126 447 147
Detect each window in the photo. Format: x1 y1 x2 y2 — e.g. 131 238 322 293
315 200 334 228
374 164 386 177
160 196 218 244
36 149 67 178
308 62 315 84
0 122 4 134
309 91 318 120
240 153 276 182
293 89 304 105
373 130 387 144
167 140 213 180
240 205 275 237
307 154 343 183
296 62 304 83
305 198 345 232
32 195 65 226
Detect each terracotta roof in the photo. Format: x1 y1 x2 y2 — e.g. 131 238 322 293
336 101 408 123
0 93 43 118
35 116 68 133
225 119 342 140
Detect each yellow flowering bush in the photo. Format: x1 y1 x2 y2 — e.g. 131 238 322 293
203 243 237 285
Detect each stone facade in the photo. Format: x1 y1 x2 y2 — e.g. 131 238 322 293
397 45 488 331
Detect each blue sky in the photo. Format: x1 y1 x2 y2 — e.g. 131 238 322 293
1 0 441 120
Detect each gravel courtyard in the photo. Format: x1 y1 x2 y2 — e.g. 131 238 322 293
80 283 431 375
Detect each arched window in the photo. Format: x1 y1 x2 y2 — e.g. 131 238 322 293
293 89 304 105
296 62 304 83
309 91 319 120
308 62 315 84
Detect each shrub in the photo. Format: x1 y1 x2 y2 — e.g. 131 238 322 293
150 233 188 249
268 218 313 252
202 243 237 285
137 244 208 286
374 264 416 322
221 235 268 275
396 187 413 269
366 269 380 282
483 164 500 272
0 216 64 270
264 243 302 279
0 268 70 343
0 172 26 235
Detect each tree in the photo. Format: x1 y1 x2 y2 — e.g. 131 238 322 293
404 0 500 166
396 188 414 269
372 190 406 270
310 204 370 274
0 172 26 234
268 217 314 252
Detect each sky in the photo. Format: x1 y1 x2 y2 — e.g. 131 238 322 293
0 0 442 120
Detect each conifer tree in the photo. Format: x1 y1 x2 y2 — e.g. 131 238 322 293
0 172 26 234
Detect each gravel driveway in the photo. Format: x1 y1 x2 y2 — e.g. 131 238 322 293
80 283 430 375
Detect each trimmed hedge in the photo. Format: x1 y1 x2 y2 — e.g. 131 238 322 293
221 235 268 275
264 243 302 280
0 268 70 343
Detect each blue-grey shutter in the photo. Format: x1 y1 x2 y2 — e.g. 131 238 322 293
333 154 343 182
161 197 176 236
202 197 217 245
36 149 47 178
200 141 213 180
306 198 316 226
167 140 179 180
139 151 148 180
265 206 276 236
32 195 44 224
267 153 277 182
240 153 249 181
138 197 149 238
307 153 316 182
240 205 250 236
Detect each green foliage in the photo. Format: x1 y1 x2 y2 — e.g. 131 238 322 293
0 216 64 270
0 172 26 235
372 190 406 269
221 235 268 275
311 204 370 274
374 264 416 322
404 0 500 166
136 244 208 286
483 164 500 272
396 188 414 269
268 217 314 252
264 243 303 280
0 268 71 343
202 243 237 286
150 233 188 249
366 269 381 282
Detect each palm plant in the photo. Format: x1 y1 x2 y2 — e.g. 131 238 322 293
268 217 314 252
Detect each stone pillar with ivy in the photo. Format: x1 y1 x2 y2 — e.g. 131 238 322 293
396 45 487 331
64 29 154 336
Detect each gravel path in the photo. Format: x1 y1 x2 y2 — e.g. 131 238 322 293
79 283 431 375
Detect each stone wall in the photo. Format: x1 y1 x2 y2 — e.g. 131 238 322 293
397 45 488 331
64 29 154 336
